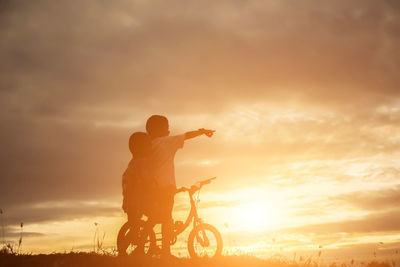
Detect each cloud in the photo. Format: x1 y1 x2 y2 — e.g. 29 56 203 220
331 185 400 211
281 209 400 235
1 0 400 115
174 199 243 212
1 200 121 226
1 0 400 246
5 230 45 239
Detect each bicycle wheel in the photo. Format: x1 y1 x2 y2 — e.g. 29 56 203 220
117 221 156 256
188 223 223 258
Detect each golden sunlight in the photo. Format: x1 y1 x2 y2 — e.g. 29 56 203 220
230 202 278 232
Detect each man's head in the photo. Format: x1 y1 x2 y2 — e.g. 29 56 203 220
129 132 151 157
146 115 170 139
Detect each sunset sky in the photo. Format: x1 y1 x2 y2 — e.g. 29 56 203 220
1 0 400 260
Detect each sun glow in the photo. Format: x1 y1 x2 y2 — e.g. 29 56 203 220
230 202 278 231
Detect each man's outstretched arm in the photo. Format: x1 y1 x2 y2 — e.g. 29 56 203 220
185 128 215 140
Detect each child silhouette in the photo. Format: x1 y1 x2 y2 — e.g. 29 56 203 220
146 115 214 257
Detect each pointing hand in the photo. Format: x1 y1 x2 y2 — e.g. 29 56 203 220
199 128 215 137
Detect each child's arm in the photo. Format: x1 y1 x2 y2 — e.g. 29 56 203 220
185 128 215 140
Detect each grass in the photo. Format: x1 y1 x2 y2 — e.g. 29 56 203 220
0 212 397 267
0 253 395 267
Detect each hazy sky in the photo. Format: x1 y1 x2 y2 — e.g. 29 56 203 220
1 0 400 259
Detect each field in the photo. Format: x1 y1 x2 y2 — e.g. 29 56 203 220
0 253 393 267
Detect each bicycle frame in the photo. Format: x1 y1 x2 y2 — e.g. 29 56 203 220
139 177 216 248
173 188 202 237
117 177 219 256
149 177 216 242
171 177 216 245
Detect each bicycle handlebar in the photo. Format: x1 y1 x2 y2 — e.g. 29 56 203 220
175 187 189 194
176 177 216 194
200 177 216 186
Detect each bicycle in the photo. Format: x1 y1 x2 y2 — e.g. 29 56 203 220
117 177 223 258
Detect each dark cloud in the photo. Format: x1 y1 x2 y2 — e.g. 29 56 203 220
0 118 130 207
1 0 400 115
1 200 121 226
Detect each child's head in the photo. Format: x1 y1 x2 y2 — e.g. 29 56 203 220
129 132 151 157
146 115 170 139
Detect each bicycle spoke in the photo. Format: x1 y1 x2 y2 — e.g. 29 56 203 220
117 221 156 256
193 229 218 257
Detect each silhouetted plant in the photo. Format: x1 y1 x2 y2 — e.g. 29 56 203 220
0 243 16 255
0 208 4 246
17 222 23 254
93 222 106 254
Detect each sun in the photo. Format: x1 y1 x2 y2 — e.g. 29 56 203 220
230 202 277 231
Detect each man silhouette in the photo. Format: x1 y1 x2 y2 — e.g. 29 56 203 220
145 115 214 257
